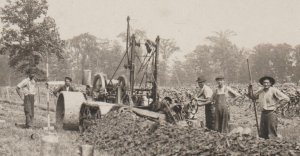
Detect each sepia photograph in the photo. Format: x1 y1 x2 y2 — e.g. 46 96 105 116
0 0 300 155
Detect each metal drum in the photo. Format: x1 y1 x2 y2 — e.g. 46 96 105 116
56 91 86 130
82 70 92 86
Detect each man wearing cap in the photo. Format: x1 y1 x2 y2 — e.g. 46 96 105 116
16 68 36 128
211 75 241 133
53 77 76 96
194 76 214 130
248 76 289 139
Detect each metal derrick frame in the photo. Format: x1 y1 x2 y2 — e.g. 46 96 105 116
107 16 160 106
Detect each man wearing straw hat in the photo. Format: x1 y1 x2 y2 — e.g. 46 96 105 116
16 68 37 128
248 76 289 139
194 76 214 130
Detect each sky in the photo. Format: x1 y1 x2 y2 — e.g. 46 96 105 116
1 0 300 60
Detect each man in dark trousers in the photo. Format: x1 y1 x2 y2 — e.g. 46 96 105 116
248 76 289 139
16 68 36 128
194 76 214 130
211 75 241 133
53 77 76 96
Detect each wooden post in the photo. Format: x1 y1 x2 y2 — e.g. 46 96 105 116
129 35 136 97
38 86 41 104
46 51 51 130
153 36 160 105
0 88 2 100
126 16 130 63
117 86 122 104
80 145 94 156
6 86 10 104
40 134 59 156
1 87 4 101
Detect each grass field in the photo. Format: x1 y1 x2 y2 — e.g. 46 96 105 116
0 101 80 156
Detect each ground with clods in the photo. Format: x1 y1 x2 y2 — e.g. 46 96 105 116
0 98 300 156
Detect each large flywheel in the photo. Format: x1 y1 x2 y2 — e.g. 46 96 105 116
92 73 107 101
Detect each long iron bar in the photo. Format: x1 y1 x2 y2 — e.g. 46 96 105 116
247 59 260 135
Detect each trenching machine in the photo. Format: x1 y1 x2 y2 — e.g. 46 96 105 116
55 17 168 131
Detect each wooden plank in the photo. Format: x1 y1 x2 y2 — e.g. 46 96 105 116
84 101 166 120
132 107 166 120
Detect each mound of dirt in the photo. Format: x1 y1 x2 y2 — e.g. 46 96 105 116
78 110 300 156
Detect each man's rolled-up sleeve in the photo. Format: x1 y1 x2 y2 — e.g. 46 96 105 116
227 86 241 98
17 79 27 88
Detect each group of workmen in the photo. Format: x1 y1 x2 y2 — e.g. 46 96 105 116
194 75 289 139
16 68 290 139
16 68 75 128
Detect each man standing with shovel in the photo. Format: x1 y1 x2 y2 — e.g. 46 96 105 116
248 76 290 139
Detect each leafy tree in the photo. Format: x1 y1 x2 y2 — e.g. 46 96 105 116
272 43 294 81
183 45 213 83
250 44 275 80
181 30 245 84
158 38 180 86
160 38 180 60
169 60 188 86
250 43 294 83
64 34 126 83
206 30 243 82
96 39 126 78
0 0 64 78
64 33 99 83
294 44 300 81
47 53 70 81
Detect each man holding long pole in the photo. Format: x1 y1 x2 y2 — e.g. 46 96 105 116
247 59 260 135
248 76 289 139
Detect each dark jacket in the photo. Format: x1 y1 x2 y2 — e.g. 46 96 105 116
53 85 76 96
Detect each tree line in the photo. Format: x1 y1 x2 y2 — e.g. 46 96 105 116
1 0 299 87
168 30 300 86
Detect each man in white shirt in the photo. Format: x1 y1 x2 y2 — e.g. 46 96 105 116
249 76 290 139
194 76 214 130
16 68 36 128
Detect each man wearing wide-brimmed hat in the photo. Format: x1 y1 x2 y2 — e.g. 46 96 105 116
248 76 290 139
194 76 214 130
53 76 76 96
16 68 37 128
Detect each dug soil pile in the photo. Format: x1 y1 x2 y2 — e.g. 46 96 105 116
79 110 300 156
